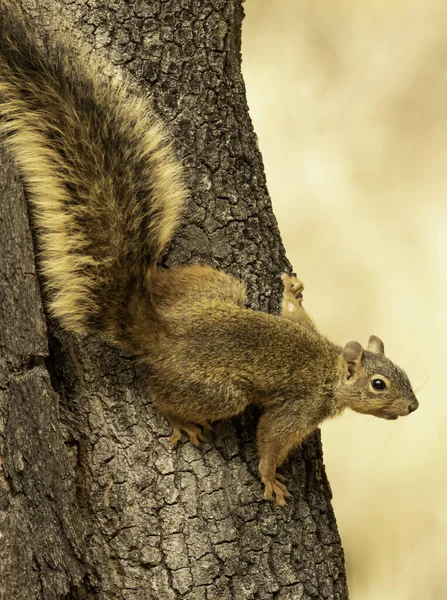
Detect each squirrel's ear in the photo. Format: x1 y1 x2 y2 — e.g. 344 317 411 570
342 341 364 380
367 335 385 355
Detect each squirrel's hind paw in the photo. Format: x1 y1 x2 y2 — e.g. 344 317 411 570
263 477 291 506
201 421 214 431
185 425 206 447
167 416 206 448
170 427 183 447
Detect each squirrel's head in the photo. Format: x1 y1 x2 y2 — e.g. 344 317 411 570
336 335 419 420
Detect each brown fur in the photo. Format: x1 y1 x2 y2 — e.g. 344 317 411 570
0 3 419 505
138 272 419 504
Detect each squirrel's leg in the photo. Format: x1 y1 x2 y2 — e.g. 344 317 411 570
151 264 246 308
162 412 208 448
280 273 317 332
151 389 212 447
257 407 312 506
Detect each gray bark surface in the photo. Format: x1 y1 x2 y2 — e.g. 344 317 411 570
0 1 349 599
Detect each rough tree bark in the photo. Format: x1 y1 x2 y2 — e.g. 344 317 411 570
0 1 349 599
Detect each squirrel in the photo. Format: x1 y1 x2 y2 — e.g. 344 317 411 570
0 1 419 505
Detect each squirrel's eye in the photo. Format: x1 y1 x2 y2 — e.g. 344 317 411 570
372 378 387 391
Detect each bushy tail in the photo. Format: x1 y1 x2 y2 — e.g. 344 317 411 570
0 0 187 339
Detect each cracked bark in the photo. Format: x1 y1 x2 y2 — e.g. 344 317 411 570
0 1 349 599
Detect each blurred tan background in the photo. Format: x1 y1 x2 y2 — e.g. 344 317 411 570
243 1 446 598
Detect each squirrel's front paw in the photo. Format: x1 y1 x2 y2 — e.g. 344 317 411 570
281 273 304 303
263 475 291 507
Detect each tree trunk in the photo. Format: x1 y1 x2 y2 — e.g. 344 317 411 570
0 1 349 599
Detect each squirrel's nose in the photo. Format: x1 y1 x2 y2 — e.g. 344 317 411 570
408 399 419 413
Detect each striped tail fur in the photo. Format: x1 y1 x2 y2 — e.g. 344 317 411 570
0 0 187 340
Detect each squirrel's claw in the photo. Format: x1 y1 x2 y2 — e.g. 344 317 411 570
167 417 207 448
201 421 214 431
263 477 291 506
170 428 183 448
188 427 206 447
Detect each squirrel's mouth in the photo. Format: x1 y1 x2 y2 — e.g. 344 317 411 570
385 413 399 420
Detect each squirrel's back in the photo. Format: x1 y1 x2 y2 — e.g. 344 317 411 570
0 1 187 340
